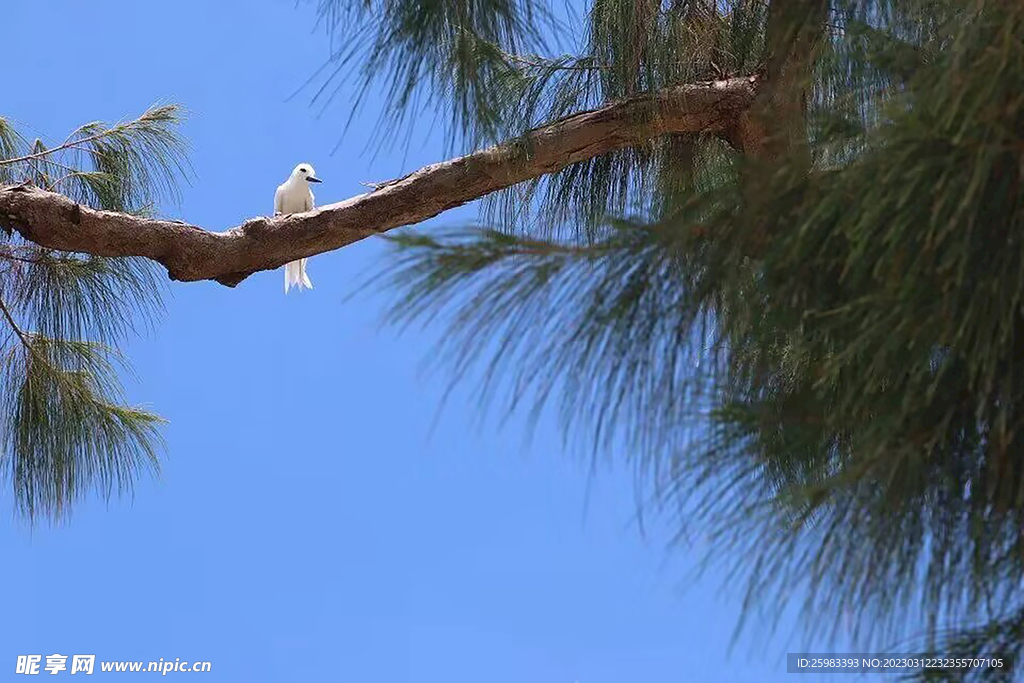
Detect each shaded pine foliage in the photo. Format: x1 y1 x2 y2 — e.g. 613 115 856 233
0 105 188 521
314 0 1024 675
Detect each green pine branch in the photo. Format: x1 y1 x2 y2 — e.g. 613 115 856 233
0 104 188 521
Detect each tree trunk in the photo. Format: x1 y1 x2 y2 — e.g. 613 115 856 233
728 0 827 164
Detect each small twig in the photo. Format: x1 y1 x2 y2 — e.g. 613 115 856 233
0 294 34 355
0 252 43 266
0 119 137 168
0 292 100 405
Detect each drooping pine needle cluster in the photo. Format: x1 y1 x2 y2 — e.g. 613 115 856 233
0 105 189 521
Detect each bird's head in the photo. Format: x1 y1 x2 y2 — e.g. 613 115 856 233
291 163 322 184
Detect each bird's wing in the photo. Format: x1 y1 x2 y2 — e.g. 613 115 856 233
274 185 284 216
305 189 314 212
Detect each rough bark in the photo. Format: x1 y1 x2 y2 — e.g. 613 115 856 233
0 76 759 287
726 0 827 163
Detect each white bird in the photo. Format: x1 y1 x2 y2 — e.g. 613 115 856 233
275 163 322 293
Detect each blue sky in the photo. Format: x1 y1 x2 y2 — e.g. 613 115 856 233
2 1 876 681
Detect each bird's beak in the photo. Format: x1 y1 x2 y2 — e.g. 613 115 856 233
308 176 323 183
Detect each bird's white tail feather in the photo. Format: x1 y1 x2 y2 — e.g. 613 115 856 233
284 259 313 294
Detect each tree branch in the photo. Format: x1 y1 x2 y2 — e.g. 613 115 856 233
0 76 759 287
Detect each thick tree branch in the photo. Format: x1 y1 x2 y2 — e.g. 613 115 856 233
0 76 759 287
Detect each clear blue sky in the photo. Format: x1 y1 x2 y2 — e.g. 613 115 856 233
2 2 878 681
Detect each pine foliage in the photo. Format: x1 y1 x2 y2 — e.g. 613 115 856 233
0 105 188 520
320 0 1024 673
